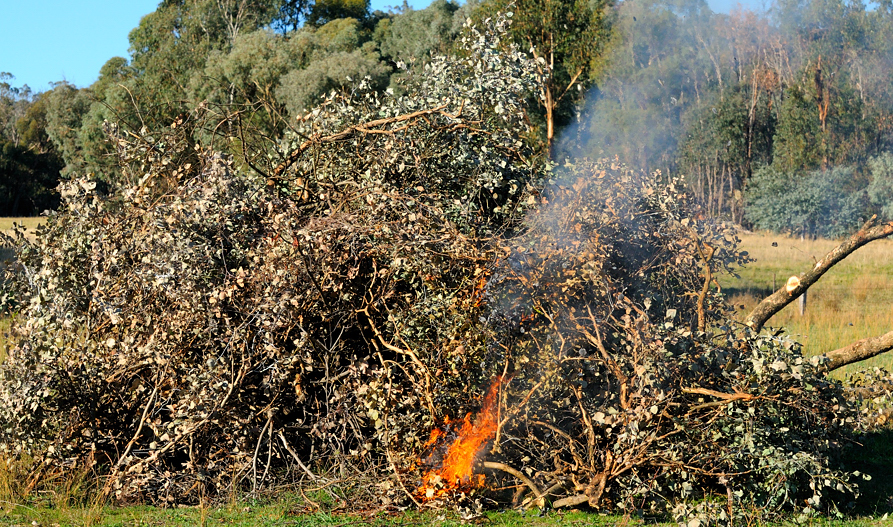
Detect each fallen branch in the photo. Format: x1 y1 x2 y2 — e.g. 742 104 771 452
823 330 893 372
553 493 589 508
482 461 544 505
745 216 893 332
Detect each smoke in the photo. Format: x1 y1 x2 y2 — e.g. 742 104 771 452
555 0 722 170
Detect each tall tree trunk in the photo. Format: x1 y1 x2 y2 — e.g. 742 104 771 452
545 88 555 159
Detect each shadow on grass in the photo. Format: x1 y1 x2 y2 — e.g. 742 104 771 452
841 426 893 516
722 286 775 301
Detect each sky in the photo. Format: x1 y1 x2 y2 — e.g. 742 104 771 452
0 0 763 94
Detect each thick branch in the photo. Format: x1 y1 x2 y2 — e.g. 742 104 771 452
553 493 590 508
482 461 544 503
823 330 893 372
745 216 893 332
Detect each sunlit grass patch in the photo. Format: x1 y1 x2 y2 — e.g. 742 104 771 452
0 216 43 235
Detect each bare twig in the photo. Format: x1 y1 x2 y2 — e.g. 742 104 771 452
277 430 318 481
695 242 716 333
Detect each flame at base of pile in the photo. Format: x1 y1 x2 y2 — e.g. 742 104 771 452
416 377 504 500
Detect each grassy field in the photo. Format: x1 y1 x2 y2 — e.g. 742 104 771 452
0 216 43 244
0 217 44 232
719 231 893 379
0 502 628 526
0 216 42 269
2 498 892 526
1 501 891 527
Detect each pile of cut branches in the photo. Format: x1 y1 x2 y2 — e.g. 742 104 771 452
0 12 879 522
473 163 859 520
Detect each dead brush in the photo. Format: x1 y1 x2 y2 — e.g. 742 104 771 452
0 453 31 512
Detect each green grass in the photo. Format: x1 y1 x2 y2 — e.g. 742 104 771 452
719 232 893 378
3 501 893 526
0 503 629 526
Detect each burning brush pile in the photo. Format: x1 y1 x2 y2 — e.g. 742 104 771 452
0 14 862 521
397 165 860 519
415 377 503 500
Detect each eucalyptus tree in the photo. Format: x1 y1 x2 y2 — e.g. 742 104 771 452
43 82 93 179
374 0 463 66
305 0 370 26
0 76 62 215
0 73 33 147
475 0 613 158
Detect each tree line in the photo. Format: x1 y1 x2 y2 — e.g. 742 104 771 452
2 0 893 235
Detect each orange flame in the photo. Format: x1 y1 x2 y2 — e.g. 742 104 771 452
417 377 503 500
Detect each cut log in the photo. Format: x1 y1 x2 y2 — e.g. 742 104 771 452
741 216 893 372
745 216 893 332
823 330 893 372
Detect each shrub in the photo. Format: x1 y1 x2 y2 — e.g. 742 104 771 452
745 165 865 238
866 152 893 222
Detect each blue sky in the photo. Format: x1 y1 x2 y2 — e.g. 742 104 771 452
0 0 762 94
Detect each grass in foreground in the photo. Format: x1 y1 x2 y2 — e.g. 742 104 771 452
720 232 893 378
3 500 893 527
0 502 629 527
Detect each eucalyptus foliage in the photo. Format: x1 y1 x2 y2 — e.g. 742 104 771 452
745 165 866 238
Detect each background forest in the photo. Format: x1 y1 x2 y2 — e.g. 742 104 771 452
3 0 893 234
